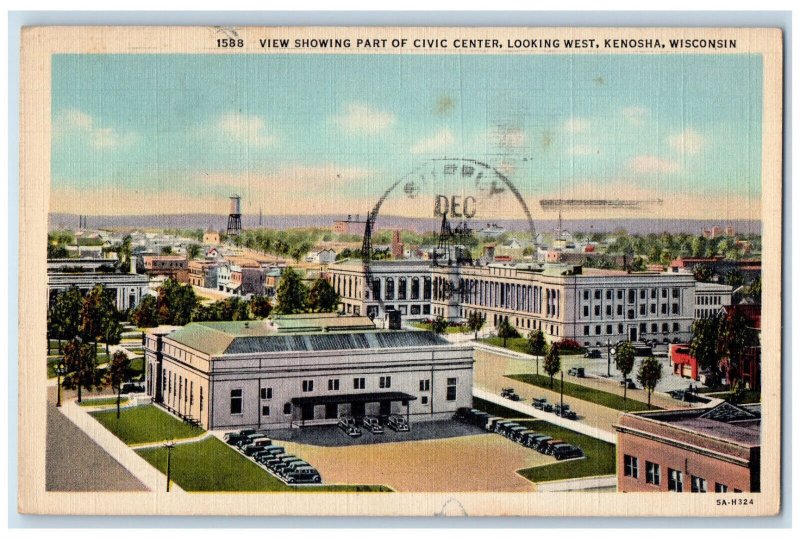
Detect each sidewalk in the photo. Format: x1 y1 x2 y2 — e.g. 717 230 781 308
58 398 184 493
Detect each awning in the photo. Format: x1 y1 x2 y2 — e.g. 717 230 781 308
291 391 417 407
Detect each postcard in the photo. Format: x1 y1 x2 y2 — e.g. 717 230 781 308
18 26 782 517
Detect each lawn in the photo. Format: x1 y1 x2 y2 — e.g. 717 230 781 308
409 322 470 334
514 420 617 483
136 437 391 492
471 398 616 484
78 396 130 407
507 373 658 413
90 404 202 444
480 337 584 356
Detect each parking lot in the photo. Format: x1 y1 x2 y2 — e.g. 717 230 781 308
267 425 550 492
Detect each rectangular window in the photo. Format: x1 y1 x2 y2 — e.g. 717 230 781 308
624 455 639 478
715 483 729 493
606 290 612 300
446 377 457 401
583 325 589 336
261 405 270 417
302 380 314 392
594 305 601 316
662 288 668 298
606 325 613 334
260 387 272 400
421 395 429 405
199 387 203 413
672 288 680 298
189 381 194 406
230 389 243 415
640 289 646 299
639 305 646 315
353 377 366 390
691 475 708 493
645 462 660 485
672 303 679 314
595 325 601 335
583 290 589 300
617 305 623 315
419 379 430 391
583 305 589 317
379 376 392 389
283 402 292 414
594 290 601 300
606 305 612 316
617 290 623 300
650 304 656 314
668 469 684 492
661 304 668 314
328 379 340 391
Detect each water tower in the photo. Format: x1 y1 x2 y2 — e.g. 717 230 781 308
227 195 242 236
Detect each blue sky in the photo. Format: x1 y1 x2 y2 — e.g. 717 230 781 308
50 53 763 220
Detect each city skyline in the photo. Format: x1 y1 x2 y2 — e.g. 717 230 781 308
51 53 763 220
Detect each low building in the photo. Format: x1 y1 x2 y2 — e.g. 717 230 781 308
144 313 474 430
695 281 733 319
141 255 189 281
615 402 760 493
47 259 150 311
203 229 221 245
669 343 699 381
306 248 337 265
187 259 220 289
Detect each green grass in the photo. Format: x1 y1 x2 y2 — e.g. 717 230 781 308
90 404 202 444
136 437 392 492
409 322 470 334
480 337 584 355
514 420 617 483
507 373 658 413
706 390 761 404
128 357 144 374
472 397 535 419
79 396 130 407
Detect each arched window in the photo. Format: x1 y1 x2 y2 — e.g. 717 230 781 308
385 278 395 300
411 277 420 299
398 277 407 300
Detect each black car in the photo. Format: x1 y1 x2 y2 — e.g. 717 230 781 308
501 388 521 401
284 467 322 484
532 398 548 410
542 403 554 413
223 429 257 445
620 378 637 390
567 367 586 377
584 349 602 359
552 445 585 461
453 407 472 421
525 434 550 449
533 436 553 452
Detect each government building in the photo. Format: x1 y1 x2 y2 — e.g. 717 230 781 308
328 259 733 346
144 313 474 431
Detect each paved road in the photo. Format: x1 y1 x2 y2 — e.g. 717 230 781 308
45 387 148 492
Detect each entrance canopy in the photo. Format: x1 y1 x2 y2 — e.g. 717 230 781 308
291 391 417 407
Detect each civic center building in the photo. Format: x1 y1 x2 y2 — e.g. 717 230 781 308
329 259 732 346
144 313 474 431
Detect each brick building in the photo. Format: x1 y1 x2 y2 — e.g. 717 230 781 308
615 402 760 493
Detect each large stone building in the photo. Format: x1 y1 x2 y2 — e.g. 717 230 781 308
144 313 474 430
328 259 722 345
47 258 150 311
615 402 761 493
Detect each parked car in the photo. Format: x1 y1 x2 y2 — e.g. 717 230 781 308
237 433 270 449
533 436 553 452
507 426 529 442
362 416 385 434
243 441 279 457
223 429 257 445
386 414 410 432
271 456 305 474
471 411 491 429
584 349 602 359
525 434 550 449
121 382 145 394
561 410 578 420
532 398 548 410
338 415 362 437
263 453 291 468
453 407 472 421
542 439 566 455
485 417 503 432
542 403 554 413
567 367 586 377
279 460 313 478
553 445 585 461
620 378 637 390
284 466 322 484
501 387 521 401
252 445 285 461
554 404 571 415
495 420 518 436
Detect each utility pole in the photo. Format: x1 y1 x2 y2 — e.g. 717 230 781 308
164 441 176 492
560 370 564 413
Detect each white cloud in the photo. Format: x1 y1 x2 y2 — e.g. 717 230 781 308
667 128 706 156
213 112 275 147
568 144 599 156
410 128 455 154
627 154 681 174
53 108 136 149
622 106 649 126
331 103 395 135
562 117 590 133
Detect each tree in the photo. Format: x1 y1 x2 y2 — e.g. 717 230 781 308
690 316 722 386
692 263 713 283
307 278 340 312
249 295 273 319
543 344 560 389
160 245 173 255
743 278 761 302
80 285 119 357
274 267 308 314
466 311 486 340
718 309 758 385
724 269 745 290
614 341 636 402
527 329 547 376
497 318 518 347
156 278 198 325
62 337 95 403
49 286 84 352
430 315 448 335
187 243 202 260
636 356 663 409
105 350 131 419
130 295 159 328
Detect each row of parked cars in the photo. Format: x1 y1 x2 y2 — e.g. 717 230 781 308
452 408 585 461
337 414 410 438
502 387 579 420
223 429 322 484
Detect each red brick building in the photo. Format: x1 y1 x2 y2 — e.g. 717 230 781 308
615 402 760 493
669 343 699 381
719 304 762 391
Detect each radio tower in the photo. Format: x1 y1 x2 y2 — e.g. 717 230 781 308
227 195 242 236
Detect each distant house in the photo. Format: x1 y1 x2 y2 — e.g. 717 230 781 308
203 229 221 245
141 255 189 282
306 248 337 265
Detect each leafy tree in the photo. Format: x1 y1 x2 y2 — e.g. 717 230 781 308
636 356 663 409
49 286 84 352
275 267 308 314
47 243 68 258
692 263 713 283
497 318 518 347
527 329 547 375
156 278 198 325
614 341 636 402
724 268 745 290
430 315 448 335
249 295 273 318
187 243 202 260
160 245 174 255
543 344 561 389
629 256 647 272
718 309 758 384
105 350 131 418
466 311 486 340
62 337 95 403
690 316 723 386
80 285 119 356
130 295 159 328
691 235 708 257
307 278 340 312
743 278 761 302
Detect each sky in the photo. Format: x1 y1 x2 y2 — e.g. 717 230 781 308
50 53 763 221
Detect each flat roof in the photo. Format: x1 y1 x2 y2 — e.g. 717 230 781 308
291 391 417 406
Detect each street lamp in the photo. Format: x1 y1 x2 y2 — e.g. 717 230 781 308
560 370 564 413
164 440 176 492
55 361 66 408
606 338 611 377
